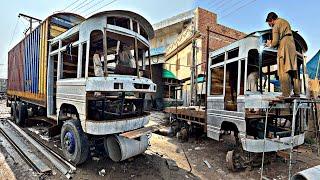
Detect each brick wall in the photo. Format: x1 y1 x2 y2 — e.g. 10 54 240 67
196 8 246 72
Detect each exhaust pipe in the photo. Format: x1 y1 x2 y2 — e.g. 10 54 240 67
105 135 148 162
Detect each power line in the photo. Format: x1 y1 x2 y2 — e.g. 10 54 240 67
72 0 96 13
79 0 107 14
9 18 19 47
218 0 246 13
84 0 119 17
214 0 236 12
69 0 88 12
207 0 228 11
220 0 258 19
61 0 82 11
200 0 218 8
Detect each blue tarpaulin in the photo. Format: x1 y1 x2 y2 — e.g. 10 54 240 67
270 79 280 88
307 50 320 79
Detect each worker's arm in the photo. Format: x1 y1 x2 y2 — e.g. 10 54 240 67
270 23 280 47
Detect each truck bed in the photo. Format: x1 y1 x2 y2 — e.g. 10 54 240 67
164 106 206 126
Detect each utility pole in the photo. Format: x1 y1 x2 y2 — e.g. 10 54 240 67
190 24 197 106
18 13 41 36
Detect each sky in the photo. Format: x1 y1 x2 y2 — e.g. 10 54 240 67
0 0 193 78
0 0 319 78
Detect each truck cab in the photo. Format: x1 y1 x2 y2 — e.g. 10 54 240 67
8 10 156 165
48 11 155 132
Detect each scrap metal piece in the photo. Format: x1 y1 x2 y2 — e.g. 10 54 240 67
292 165 320 180
204 160 212 169
0 121 51 174
166 159 179 171
6 119 73 179
226 150 235 171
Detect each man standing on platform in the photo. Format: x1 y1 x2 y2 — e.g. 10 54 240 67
266 12 300 97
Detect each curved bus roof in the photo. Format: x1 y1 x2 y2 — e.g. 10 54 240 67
46 12 85 28
50 10 155 43
246 29 308 53
87 10 155 39
210 29 308 60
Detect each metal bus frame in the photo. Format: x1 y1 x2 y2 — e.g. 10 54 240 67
207 29 310 169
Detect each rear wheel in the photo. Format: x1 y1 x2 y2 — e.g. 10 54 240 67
61 119 89 165
10 102 16 121
15 102 28 126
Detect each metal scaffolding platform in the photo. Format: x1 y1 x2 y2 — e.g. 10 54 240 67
259 98 320 180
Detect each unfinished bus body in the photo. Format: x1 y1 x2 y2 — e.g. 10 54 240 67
165 29 311 170
207 29 309 170
7 10 156 165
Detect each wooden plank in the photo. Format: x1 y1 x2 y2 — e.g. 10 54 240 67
120 124 164 139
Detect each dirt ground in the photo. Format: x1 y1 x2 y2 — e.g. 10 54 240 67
1 99 320 180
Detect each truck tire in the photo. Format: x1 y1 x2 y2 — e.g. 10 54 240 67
15 102 28 126
61 119 89 165
11 103 16 121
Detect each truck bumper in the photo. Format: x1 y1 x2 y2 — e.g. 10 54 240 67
82 115 149 135
241 133 305 153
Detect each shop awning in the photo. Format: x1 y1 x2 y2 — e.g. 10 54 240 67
163 69 177 79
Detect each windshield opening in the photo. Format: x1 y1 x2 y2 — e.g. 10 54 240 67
246 49 306 94
88 30 150 78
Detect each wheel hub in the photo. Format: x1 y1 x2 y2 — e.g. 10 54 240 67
64 131 75 153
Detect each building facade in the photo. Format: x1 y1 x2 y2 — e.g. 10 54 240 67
150 8 246 106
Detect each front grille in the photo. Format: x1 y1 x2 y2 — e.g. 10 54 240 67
134 83 150 89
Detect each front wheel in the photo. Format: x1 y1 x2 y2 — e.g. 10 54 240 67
61 120 89 165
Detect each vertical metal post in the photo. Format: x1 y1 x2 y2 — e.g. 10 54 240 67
189 24 197 106
29 18 32 33
47 45 52 115
134 36 140 78
267 65 270 92
103 29 108 76
204 26 210 111
260 105 270 180
169 85 171 99
191 42 196 104
129 19 133 31
85 39 90 78
302 57 307 93
259 51 263 94
289 99 298 179
148 49 152 79
57 40 62 80
175 86 178 107
77 43 82 78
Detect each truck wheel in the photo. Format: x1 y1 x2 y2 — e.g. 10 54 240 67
15 102 28 126
11 103 16 121
61 119 89 165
